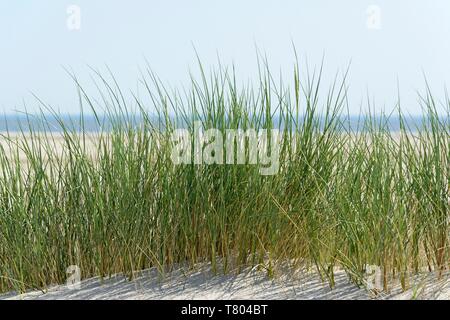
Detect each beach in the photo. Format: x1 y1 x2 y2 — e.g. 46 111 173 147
2 266 449 300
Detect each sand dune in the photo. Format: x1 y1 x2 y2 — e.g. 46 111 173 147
2 266 449 300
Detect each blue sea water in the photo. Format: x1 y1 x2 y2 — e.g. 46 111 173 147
0 114 444 133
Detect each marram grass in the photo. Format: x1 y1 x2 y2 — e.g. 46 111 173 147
0 61 448 294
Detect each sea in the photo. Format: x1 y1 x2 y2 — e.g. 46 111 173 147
0 114 445 133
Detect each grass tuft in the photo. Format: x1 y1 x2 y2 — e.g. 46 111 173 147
0 58 448 293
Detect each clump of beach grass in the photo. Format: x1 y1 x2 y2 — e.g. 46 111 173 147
0 58 448 294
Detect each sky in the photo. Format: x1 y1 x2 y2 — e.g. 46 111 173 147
1 1 450 115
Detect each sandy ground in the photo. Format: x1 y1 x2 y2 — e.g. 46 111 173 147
1 266 449 300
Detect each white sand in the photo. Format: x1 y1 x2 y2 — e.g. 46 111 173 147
2 266 449 300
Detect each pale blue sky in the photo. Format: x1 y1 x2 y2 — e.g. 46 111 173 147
1 1 450 114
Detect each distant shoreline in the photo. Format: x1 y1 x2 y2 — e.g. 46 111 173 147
0 115 443 133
